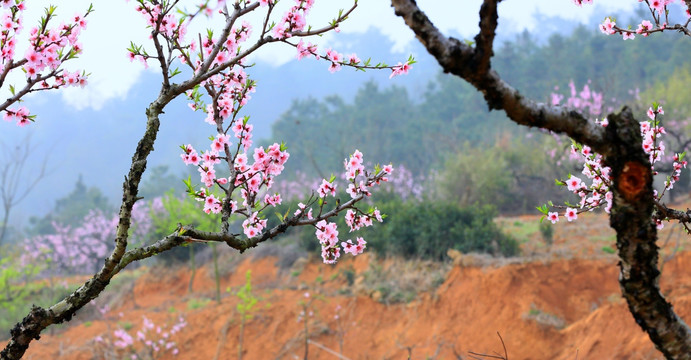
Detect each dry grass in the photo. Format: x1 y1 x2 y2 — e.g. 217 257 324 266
354 256 452 304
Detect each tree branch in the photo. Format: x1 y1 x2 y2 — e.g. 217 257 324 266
390 0 610 157
0 83 178 360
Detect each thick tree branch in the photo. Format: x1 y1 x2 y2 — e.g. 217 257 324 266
390 0 610 157
606 109 691 359
391 0 691 358
0 86 177 360
655 200 691 223
474 0 500 76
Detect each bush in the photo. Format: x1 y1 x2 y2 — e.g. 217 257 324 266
539 220 554 247
366 201 518 260
435 134 572 215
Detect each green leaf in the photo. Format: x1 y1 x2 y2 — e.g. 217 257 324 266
536 204 549 215
169 67 181 78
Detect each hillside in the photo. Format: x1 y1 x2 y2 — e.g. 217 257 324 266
6 211 691 360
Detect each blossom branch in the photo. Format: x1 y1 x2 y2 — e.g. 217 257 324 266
290 1 358 37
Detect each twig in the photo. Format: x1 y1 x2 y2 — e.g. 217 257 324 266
467 332 508 360
307 340 351 360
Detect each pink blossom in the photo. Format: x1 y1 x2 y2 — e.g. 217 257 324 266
296 39 318 60
317 179 336 198
566 175 583 191
637 20 653 35
599 17 616 35
565 208 578 222
390 62 411 79
547 212 559 224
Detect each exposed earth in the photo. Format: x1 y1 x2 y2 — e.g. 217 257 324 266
4 210 691 360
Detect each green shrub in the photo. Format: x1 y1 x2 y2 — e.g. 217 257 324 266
369 201 517 260
539 221 554 247
435 137 571 215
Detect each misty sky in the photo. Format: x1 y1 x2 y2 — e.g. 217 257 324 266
12 0 634 111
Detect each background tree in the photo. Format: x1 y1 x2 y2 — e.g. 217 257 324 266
390 0 691 358
0 135 50 245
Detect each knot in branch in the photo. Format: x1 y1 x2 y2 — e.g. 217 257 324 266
617 161 649 202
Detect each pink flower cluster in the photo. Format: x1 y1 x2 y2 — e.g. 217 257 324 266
341 237 366 256
271 0 315 39
571 0 593 6
345 150 364 180
316 219 340 264
310 151 391 263
294 202 314 220
2 106 30 126
345 208 382 231
648 0 678 16
317 179 337 198
24 22 87 81
550 80 604 116
101 315 186 358
642 106 666 166
547 140 614 224
242 211 267 238
22 199 163 275
296 39 318 60
1 2 91 126
22 210 116 274
389 62 411 79
133 2 180 37
668 153 688 191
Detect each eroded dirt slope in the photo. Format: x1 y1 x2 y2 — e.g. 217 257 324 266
6 212 691 360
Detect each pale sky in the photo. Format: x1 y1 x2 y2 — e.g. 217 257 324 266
14 0 635 111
